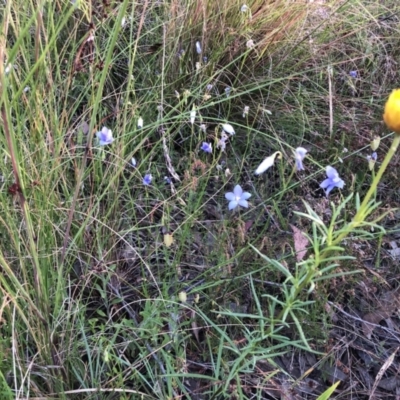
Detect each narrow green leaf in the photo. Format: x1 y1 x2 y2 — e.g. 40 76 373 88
316 381 340 400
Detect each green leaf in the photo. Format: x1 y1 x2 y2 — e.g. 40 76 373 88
316 381 340 400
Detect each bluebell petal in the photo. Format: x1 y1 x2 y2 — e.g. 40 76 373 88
241 192 251 200
238 199 249 208
225 192 236 201
233 185 243 196
325 184 335 195
326 166 338 179
335 179 345 189
320 178 331 189
228 201 238 210
296 159 304 171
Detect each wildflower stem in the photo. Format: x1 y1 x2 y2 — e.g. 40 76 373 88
329 133 400 248
282 166 296 193
353 133 400 223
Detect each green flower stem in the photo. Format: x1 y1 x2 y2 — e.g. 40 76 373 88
353 133 400 222
330 132 400 247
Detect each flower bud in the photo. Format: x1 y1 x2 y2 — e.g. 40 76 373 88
178 291 187 303
254 151 282 175
370 136 380 151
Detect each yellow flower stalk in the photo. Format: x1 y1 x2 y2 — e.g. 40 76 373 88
383 89 400 134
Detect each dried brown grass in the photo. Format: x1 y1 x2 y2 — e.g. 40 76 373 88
165 0 334 61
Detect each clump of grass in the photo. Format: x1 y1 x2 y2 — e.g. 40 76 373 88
0 0 400 398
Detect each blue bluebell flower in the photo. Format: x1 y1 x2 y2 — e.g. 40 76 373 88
349 70 358 78
294 147 307 171
200 142 212 153
143 174 152 186
96 127 114 146
320 166 345 195
367 152 377 171
225 185 251 210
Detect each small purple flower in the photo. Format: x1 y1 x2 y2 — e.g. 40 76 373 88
200 142 212 153
143 174 152 186
349 70 358 78
295 147 307 171
367 152 377 170
96 127 114 146
320 166 345 196
164 176 171 184
225 185 251 210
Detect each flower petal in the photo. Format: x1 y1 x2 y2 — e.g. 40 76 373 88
326 166 338 179
295 147 307 159
255 155 275 175
221 123 235 135
225 192 236 201
241 192 251 200
335 179 345 189
196 41 202 54
201 142 212 153
295 159 304 171
238 199 249 208
320 178 331 189
143 174 152 185
233 185 243 197
228 200 238 210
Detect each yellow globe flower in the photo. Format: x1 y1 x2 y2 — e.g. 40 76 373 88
383 89 400 134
